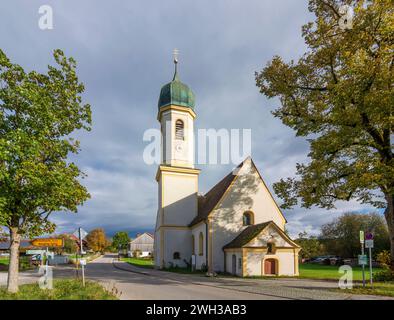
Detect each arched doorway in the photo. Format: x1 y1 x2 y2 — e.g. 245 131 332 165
232 255 237 275
264 258 277 275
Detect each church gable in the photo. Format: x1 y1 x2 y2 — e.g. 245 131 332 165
246 224 298 248
223 221 299 249
210 157 286 230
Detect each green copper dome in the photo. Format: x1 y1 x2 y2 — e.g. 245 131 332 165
158 63 195 110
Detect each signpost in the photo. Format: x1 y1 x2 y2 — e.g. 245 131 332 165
359 231 366 287
365 233 374 287
73 227 88 287
31 238 63 247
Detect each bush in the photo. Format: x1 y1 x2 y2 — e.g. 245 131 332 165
377 250 391 268
373 269 394 282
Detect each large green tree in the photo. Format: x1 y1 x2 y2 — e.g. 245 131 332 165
112 231 130 251
0 49 91 292
320 212 390 257
255 0 394 267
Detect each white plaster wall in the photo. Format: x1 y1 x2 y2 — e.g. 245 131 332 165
154 229 161 267
225 251 243 276
163 228 192 268
162 172 198 226
211 158 286 272
245 251 296 276
191 223 206 270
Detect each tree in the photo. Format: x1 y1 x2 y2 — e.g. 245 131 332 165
86 228 108 253
320 212 390 257
56 234 78 254
255 0 394 268
295 232 325 259
0 49 91 292
112 231 130 251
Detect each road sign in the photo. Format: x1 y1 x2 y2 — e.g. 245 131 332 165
359 231 365 243
73 228 88 240
366 233 373 240
31 238 63 247
79 259 87 266
26 250 46 255
358 254 367 265
365 239 374 248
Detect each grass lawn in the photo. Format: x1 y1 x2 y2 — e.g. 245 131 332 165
121 257 204 274
0 256 33 272
0 279 118 300
299 263 378 281
338 282 394 297
121 257 154 269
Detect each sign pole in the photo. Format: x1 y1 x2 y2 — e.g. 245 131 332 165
369 246 373 287
79 227 85 287
361 242 365 287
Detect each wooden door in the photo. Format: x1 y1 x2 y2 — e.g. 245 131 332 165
264 259 276 275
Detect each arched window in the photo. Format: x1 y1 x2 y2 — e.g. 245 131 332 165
191 235 195 255
175 120 184 140
198 232 204 256
173 252 180 260
243 211 254 226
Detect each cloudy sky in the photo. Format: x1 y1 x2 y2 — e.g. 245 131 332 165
0 0 375 237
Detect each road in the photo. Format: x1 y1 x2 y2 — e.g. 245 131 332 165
1 254 391 300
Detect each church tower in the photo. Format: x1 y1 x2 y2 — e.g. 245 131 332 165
154 52 200 269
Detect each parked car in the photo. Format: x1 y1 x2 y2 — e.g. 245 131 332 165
310 255 338 265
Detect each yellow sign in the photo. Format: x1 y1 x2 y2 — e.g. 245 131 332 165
31 238 63 247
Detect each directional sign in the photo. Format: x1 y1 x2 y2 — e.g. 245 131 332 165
365 240 374 249
31 238 63 247
26 250 46 255
359 231 365 243
73 228 88 240
358 254 367 266
366 233 373 240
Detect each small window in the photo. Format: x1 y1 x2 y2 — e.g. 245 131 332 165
173 252 180 260
243 211 254 226
199 232 204 256
175 120 184 140
267 242 276 254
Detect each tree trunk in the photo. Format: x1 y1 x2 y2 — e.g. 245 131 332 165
7 227 21 293
384 194 394 270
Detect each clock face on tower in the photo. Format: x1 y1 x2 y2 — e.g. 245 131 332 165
175 143 183 153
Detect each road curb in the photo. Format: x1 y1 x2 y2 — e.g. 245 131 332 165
112 260 151 276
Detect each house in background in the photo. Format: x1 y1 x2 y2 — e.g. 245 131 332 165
128 232 154 258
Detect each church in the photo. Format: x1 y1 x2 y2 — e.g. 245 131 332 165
153 57 300 277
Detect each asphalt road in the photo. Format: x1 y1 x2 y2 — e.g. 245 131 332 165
1 254 391 300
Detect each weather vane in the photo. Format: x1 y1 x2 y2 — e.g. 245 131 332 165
173 48 179 64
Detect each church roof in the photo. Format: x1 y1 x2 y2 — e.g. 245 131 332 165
223 222 271 249
158 62 195 110
189 161 242 227
223 221 300 249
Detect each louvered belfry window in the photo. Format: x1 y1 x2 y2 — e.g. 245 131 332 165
175 119 184 140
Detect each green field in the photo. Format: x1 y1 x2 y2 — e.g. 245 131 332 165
0 256 32 271
299 263 378 281
121 257 154 269
0 279 118 300
340 282 394 297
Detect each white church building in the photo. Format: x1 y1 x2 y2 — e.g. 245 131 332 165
153 58 300 277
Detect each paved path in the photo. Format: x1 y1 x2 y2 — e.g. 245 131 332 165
1 254 391 300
